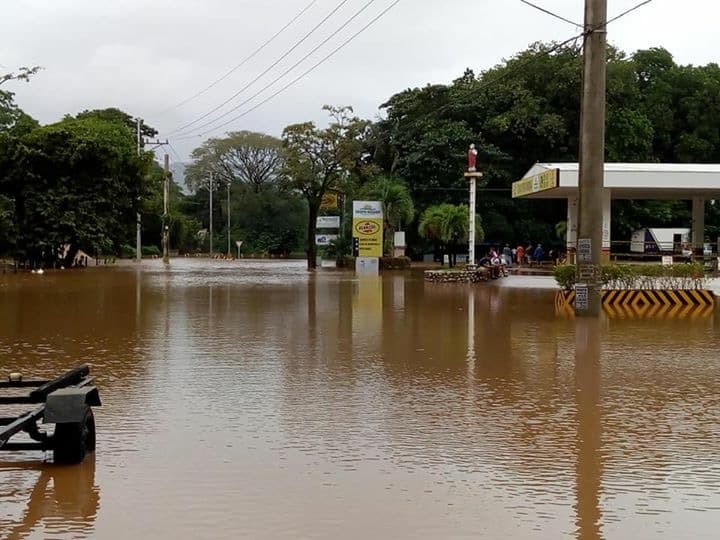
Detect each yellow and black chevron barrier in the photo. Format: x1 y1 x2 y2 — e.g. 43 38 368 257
555 289 715 319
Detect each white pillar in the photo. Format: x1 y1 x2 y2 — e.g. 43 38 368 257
469 176 476 266
567 197 578 264
692 197 705 257
602 190 611 260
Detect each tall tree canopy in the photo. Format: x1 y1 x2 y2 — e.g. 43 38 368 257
373 43 720 250
282 105 371 269
185 131 284 192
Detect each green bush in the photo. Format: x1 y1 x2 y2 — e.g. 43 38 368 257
380 256 412 270
553 265 576 290
141 245 161 257
556 263 708 290
119 244 135 258
339 256 356 269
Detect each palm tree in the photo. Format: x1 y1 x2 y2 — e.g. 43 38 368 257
439 204 469 268
419 204 447 264
362 176 414 255
419 203 483 267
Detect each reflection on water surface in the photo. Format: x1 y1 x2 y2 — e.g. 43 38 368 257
1 260 720 539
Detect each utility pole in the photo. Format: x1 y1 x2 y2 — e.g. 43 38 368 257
575 0 607 317
209 172 214 257
163 153 170 264
136 118 143 263
226 181 231 257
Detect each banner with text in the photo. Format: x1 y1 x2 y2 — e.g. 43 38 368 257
316 216 340 229
352 201 384 258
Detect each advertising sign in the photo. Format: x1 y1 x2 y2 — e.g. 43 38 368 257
316 216 340 229
320 192 340 210
315 234 338 246
352 201 384 258
512 168 559 198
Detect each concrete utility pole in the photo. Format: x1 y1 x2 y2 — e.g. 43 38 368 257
226 181 231 256
163 153 170 264
209 172 214 257
575 0 607 317
465 144 482 268
136 118 143 263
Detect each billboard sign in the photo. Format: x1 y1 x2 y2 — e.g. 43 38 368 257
352 201 383 258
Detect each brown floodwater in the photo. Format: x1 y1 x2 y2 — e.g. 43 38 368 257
1 260 720 539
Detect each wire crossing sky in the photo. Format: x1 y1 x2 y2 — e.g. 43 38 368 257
1 0 714 159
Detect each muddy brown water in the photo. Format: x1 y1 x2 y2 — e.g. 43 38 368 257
1 260 720 539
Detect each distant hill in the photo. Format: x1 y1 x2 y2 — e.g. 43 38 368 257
170 162 190 194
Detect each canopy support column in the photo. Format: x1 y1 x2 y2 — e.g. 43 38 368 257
567 197 578 264
692 197 705 259
602 190 611 263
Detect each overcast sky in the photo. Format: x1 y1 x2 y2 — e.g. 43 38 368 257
2 0 718 160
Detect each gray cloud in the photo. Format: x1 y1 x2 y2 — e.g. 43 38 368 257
2 0 718 160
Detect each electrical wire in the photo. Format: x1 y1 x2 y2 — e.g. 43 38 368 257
381 0 656 135
156 0 318 116
175 0 403 140
607 0 654 25
165 0 353 136
167 143 184 164
171 0 380 138
518 0 580 27
173 0 653 142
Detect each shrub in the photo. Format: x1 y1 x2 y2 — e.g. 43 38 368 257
557 263 708 290
380 256 411 270
553 265 576 290
141 245 161 257
119 244 135 258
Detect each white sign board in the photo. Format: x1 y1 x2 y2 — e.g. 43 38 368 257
353 201 383 219
316 216 340 229
575 284 589 311
578 238 592 263
662 255 674 266
394 231 406 248
315 234 338 246
356 256 380 275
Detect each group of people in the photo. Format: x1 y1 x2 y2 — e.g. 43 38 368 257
478 243 560 274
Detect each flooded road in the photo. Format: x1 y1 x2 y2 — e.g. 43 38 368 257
1 260 720 539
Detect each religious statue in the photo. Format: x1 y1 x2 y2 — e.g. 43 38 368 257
468 143 478 172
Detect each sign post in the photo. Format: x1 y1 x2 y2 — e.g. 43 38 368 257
353 201 383 275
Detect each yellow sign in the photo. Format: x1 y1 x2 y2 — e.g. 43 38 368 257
353 218 383 257
320 192 339 210
512 168 559 198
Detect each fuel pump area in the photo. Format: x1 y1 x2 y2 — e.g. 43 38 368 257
513 163 720 264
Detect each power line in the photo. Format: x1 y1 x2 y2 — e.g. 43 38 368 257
156 0 319 116
174 0 652 144
167 142 184 164
172 0 381 138
607 0 654 25
518 0 580 27
383 0 655 135
176 0 404 141
165 0 353 136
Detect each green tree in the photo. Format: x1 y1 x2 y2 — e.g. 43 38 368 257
360 175 414 255
419 203 483 267
10 116 149 265
185 131 284 193
282 105 370 269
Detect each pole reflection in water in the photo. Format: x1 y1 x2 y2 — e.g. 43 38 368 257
3 260 720 538
574 317 603 540
0 457 99 540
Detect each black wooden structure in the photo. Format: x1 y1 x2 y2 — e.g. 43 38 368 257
0 364 100 464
